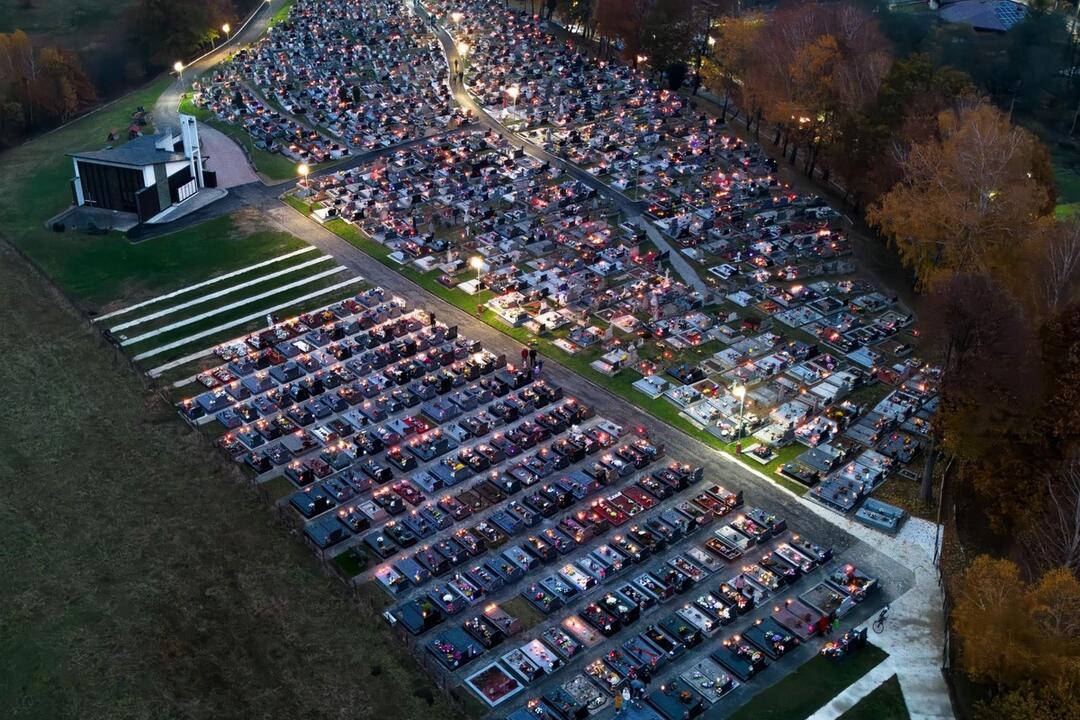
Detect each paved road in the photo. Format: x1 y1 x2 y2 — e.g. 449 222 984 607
149 1 293 188
153 0 291 127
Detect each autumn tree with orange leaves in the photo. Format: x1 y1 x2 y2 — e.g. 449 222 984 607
867 102 1054 289
739 2 891 175
952 556 1080 720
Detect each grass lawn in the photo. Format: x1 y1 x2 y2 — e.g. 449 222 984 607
0 76 314 310
839 675 910 720
501 596 546 632
61 212 306 312
0 0 137 42
728 643 889 720
1052 155 1080 218
332 547 369 578
269 0 297 26
0 242 462 720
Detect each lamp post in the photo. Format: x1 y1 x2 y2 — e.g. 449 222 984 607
298 162 310 189
508 84 519 108
450 11 463 25
222 23 231 41
457 42 469 82
635 54 647 70
732 383 746 439
174 61 184 84
469 256 484 287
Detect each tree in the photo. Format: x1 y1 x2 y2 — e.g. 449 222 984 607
637 0 695 73
130 0 232 67
977 675 1080 720
828 54 975 203
868 103 1053 288
1027 219 1080 315
33 46 95 122
665 61 687 91
594 0 650 58
953 556 1080 690
922 272 1044 525
0 100 24 146
952 556 1040 686
741 2 891 172
699 13 763 121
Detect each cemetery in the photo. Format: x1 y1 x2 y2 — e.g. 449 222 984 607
161 278 895 718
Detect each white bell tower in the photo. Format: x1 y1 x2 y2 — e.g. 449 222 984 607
179 113 205 188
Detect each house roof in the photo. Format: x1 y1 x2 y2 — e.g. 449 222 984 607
68 133 186 167
940 0 1028 32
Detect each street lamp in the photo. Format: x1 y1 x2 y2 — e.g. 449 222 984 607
450 11 463 24
173 61 184 83
297 163 310 188
222 23 231 41
470 256 483 283
507 84 519 108
636 54 647 69
732 384 746 439
457 42 469 79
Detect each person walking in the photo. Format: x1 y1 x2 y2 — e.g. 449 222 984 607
613 689 623 715
528 347 537 370
534 358 543 378
520 347 529 369
429 311 437 329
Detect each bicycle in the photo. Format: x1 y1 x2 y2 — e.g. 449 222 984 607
872 605 890 633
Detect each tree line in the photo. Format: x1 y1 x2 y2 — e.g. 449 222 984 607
0 0 256 147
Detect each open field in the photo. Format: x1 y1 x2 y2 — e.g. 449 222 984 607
0 0 135 37
1053 155 1080 218
0 240 463 720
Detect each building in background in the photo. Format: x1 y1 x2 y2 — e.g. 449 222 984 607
68 113 215 224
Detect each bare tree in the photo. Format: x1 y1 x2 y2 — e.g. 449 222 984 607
1024 456 1080 575
1035 220 1080 314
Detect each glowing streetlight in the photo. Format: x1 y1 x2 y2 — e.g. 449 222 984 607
297 163 310 188
507 84 519 107
457 41 469 58
470 256 483 282
222 23 231 40
707 36 716 47
450 11 463 24
636 54 648 68
732 384 746 439
173 61 184 82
